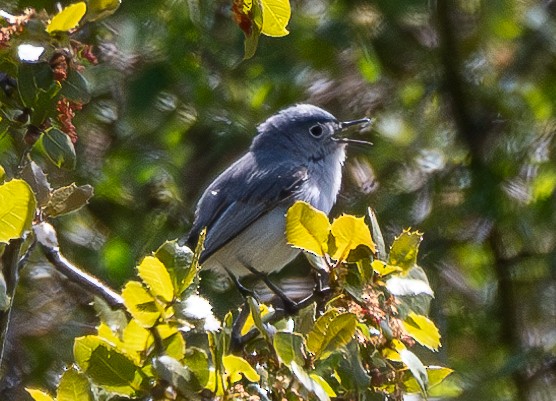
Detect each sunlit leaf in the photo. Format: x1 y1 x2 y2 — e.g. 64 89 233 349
261 0 290 37
157 324 186 361
286 201 330 256
154 240 196 295
386 276 434 297
273 331 306 366
73 335 142 396
46 2 87 33
0 179 36 243
371 260 402 276
25 389 55 401
121 319 153 363
222 355 260 383
57 367 93 401
310 374 336 397
290 361 330 401
137 255 174 303
402 312 441 351
121 281 160 327
330 214 376 261
388 229 422 273
400 348 428 395
243 297 270 338
404 366 454 394
307 310 357 360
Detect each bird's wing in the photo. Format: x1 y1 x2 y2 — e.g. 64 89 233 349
186 153 308 262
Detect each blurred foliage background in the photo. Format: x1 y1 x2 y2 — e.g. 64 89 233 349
1 0 555 400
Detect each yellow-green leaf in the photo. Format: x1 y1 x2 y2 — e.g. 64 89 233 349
404 366 454 394
121 319 153 363
86 0 121 22
121 281 160 327
57 367 93 401
0 179 37 243
261 0 290 37
222 355 260 383
381 339 406 362
330 214 376 261
137 255 174 303
371 260 402 276
388 229 423 273
310 374 337 397
157 324 186 361
286 201 330 257
46 2 87 33
402 312 441 351
25 389 55 401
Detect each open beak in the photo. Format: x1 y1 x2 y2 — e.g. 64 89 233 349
334 117 374 146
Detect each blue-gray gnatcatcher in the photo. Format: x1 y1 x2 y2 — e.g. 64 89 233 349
186 104 370 283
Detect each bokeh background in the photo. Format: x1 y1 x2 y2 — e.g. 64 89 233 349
1 0 555 400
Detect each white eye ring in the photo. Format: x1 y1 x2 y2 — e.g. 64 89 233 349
309 124 324 137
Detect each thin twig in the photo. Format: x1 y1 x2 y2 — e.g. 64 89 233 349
39 243 125 310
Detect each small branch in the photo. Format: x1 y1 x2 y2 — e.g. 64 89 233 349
0 238 23 371
40 243 125 310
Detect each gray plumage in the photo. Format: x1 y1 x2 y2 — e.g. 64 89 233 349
186 104 366 277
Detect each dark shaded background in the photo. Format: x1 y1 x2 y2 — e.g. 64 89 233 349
1 0 555 400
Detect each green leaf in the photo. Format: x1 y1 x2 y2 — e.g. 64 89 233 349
60 69 91 103
330 214 376 261
290 361 330 401
121 281 160 327
222 355 260 383
137 255 174 303
43 183 93 217
0 179 37 243
21 161 51 207
153 356 197 398
46 2 87 33
57 367 93 401
286 201 330 257
183 347 210 390
306 309 340 354
367 208 386 260
245 296 272 342
86 0 121 21
17 62 54 108
400 348 428 395
333 342 371 392
273 331 306 367
402 312 441 351
403 366 454 395
158 324 186 361
307 310 357 360
261 0 290 37
309 374 336 397
154 240 196 295
388 229 423 273
25 389 55 401
34 128 76 169
121 319 153 363
74 335 142 396
244 0 263 59
371 260 402 276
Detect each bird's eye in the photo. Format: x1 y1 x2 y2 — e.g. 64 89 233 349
309 124 324 138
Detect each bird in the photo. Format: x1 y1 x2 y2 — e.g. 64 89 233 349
186 104 370 305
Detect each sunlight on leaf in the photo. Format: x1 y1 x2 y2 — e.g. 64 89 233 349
57 367 93 401
25 389 55 401
402 312 441 351
46 2 87 33
388 229 423 273
261 0 290 37
330 214 376 261
286 201 330 256
0 179 36 243
223 355 260 383
121 281 160 327
137 255 174 302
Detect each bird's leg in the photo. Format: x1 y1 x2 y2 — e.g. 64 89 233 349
224 267 257 299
